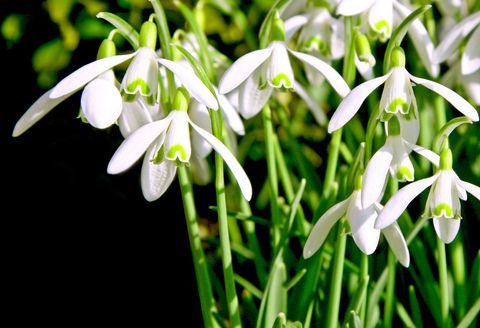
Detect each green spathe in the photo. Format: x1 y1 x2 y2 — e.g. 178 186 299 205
270 12 286 42
390 47 406 68
173 87 190 112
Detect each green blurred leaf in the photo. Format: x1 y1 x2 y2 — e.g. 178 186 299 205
33 39 72 74
1 14 26 45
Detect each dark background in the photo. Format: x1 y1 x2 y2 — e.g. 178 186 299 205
1 2 203 325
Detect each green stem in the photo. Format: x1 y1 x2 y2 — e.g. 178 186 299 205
178 165 217 328
438 238 450 328
211 110 242 328
323 128 342 198
384 251 397 328
457 298 480 328
262 104 281 247
360 254 369 323
325 221 347 328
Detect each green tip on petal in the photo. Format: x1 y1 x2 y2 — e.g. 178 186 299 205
272 73 292 88
152 147 165 164
270 11 286 42
439 145 453 170
390 47 406 68
139 21 157 50
126 78 151 96
173 87 190 112
387 98 409 114
97 39 116 59
167 144 188 162
387 116 401 136
302 36 328 55
396 166 413 181
433 203 453 218
374 20 391 42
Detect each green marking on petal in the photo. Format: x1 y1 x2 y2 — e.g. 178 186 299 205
272 73 292 88
124 92 138 102
396 166 414 182
302 36 328 56
152 146 165 164
373 20 391 42
434 203 453 218
167 144 188 162
387 98 409 114
126 78 151 96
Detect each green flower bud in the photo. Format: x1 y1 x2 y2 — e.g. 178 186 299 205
439 145 453 171
96 39 116 59
173 87 190 112
139 21 157 50
390 47 406 68
355 32 375 66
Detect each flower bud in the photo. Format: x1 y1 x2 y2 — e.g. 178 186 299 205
439 144 453 171
97 39 116 59
139 21 157 50
355 32 375 67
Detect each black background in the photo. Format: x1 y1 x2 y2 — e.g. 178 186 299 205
1 1 203 325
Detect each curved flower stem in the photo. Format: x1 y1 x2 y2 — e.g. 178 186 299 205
360 254 369 323
384 251 397 328
262 104 281 247
211 110 242 328
437 239 450 328
178 165 217 328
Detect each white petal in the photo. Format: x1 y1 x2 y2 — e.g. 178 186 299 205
433 12 480 64
267 42 294 88
397 102 420 145
355 54 375 80
164 111 191 163
122 48 158 98
375 174 438 229
328 72 391 133
336 0 376 16
284 14 309 41
409 74 479 121
218 47 273 94
81 77 122 129
462 70 480 105
330 16 346 60
379 67 411 115
382 222 410 267
289 49 350 97
348 192 381 255
303 197 350 259
393 1 439 77
433 217 461 244
12 89 72 137
190 155 212 185
188 118 252 201
141 141 177 202
237 68 272 119
461 26 480 75
189 101 213 158
158 58 219 110
362 143 393 207
368 0 393 42
406 142 440 167
118 100 153 138
293 81 327 126
50 52 136 99
107 112 175 174
458 180 480 202
218 92 245 135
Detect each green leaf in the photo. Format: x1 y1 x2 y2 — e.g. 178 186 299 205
257 261 288 328
258 0 291 48
383 5 432 74
96 12 139 49
433 116 472 153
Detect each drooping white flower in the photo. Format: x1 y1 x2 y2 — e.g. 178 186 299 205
328 47 479 134
107 88 252 202
303 176 410 266
336 0 439 77
433 12 480 76
362 116 440 207
13 22 218 137
375 146 480 244
218 15 350 119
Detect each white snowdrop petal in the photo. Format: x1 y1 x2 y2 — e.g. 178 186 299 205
380 67 411 115
382 222 410 267
293 81 327 126
218 93 245 135
50 52 136 99
433 12 480 64
12 89 72 137
433 217 461 244
238 69 272 119
267 42 294 88
461 26 480 75
107 112 175 174
362 143 394 207
462 70 480 105
118 100 153 138
289 49 350 97
328 72 391 133
368 0 393 42
81 78 122 129
406 142 440 167
348 193 381 255
284 14 309 41
336 0 377 16
458 180 480 202
303 197 350 259
189 101 213 158
218 48 273 94
188 118 252 201
375 174 438 229
164 111 192 163
158 58 219 110
122 48 158 98
409 74 479 121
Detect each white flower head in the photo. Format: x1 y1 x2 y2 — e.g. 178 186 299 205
219 14 349 119
107 88 252 202
328 47 479 134
303 175 410 266
376 146 480 244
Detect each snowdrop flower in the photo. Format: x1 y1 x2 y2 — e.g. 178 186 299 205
303 175 410 267
433 12 480 76
13 21 218 137
219 14 349 119
376 146 480 244
107 88 252 202
336 0 439 77
362 116 439 207
328 47 479 134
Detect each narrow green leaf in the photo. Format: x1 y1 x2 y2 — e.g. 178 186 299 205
457 298 480 328
234 274 263 299
284 268 307 291
258 0 291 48
433 116 472 153
396 302 416 328
96 12 139 49
409 285 423 328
